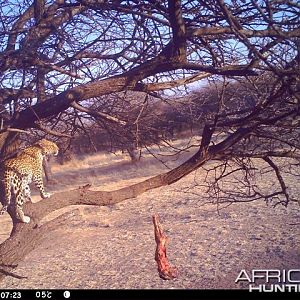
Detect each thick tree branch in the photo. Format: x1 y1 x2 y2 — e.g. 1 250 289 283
186 27 300 39
135 72 211 92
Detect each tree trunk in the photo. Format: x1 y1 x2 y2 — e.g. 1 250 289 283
127 147 140 163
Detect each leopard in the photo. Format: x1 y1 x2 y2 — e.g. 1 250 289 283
0 139 59 223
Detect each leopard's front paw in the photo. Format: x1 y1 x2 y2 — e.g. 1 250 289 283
22 216 31 223
41 192 51 199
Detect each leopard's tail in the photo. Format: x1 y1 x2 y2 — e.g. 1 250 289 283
0 187 8 215
0 169 12 216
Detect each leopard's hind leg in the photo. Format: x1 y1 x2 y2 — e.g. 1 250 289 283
22 177 32 203
13 175 30 223
15 190 30 223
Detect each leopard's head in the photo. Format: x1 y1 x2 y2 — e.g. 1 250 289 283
36 139 59 156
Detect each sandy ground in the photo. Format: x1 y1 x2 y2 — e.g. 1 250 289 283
0 145 299 289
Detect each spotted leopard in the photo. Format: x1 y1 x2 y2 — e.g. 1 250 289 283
0 139 59 223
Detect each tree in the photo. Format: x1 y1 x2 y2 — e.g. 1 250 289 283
0 0 299 281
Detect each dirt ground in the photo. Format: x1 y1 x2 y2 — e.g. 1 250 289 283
0 146 299 289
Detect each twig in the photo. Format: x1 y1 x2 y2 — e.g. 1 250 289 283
0 268 27 279
0 127 33 135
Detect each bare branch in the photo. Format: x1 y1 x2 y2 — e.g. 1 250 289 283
70 101 127 126
263 157 290 206
0 128 33 135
